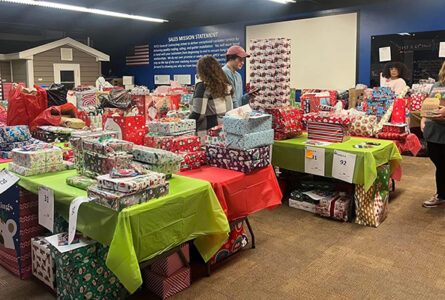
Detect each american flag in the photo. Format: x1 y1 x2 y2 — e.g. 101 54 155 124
126 44 149 66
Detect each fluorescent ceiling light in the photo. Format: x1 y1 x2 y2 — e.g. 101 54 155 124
0 0 168 23
267 0 296 4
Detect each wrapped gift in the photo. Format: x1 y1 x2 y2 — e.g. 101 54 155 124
355 164 390 227
142 267 190 300
206 144 270 162
144 134 201 153
225 129 274 150
306 121 350 143
103 114 146 145
150 243 189 277
315 193 351 222
87 182 169 211
147 118 196 135
348 88 365 108
207 157 269 173
132 145 183 165
133 161 180 178
382 123 407 133
265 107 303 140
349 115 377 137
96 171 166 193
377 132 409 141
31 237 55 290
0 187 45 279
289 198 316 213
178 151 206 171
83 151 133 177
209 222 248 265
302 112 351 125
82 138 134 155
0 138 43 152
204 134 226 146
408 94 426 111
208 124 223 137
11 146 63 169
31 126 73 143
50 238 127 300
223 115 272 135
9 161 73 176
391 98 407 124
66 176 97 190
0 125 31 143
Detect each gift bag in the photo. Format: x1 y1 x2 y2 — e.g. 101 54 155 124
145 95 173 121
29 103 90 129
103 114 146 145
391 98 407 124
355 164 391 227
408 94 426 111
46 83 68 107
7 84 48 126
209 222 248 265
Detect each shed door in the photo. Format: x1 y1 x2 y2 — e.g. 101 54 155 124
53 63 80 89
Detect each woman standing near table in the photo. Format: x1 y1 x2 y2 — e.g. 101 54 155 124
189 55 233 136
421 61 445 207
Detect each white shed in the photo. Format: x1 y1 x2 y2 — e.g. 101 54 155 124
0 37 109 89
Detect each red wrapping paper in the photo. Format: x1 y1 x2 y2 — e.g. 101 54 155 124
103 114 146 145
142 267 190 300
391 98 407 124
150 243 189 277
144 135 201 153
265 107 303 140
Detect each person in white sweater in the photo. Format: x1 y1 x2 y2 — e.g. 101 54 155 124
381 62 409 95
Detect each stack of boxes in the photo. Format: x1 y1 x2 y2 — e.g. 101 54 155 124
0 125 43 158
303 112 352 143
206 115 273 173
377 123 409 140
145 118 204 171
132 145 184 177
265 107 303 140
366 87 395 121
31 126 79 143
142 243 191 299
249 38 291 110
9 144 73 176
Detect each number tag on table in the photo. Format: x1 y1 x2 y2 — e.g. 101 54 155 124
0 168 19 194
332 150 356 183
304 146 325 176
68 196 92 245
38 185 54 232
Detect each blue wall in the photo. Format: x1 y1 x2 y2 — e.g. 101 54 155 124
118 0 445 88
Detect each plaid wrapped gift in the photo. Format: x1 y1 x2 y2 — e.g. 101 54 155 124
144 134 201 153
150 243 189 277
31 237 55 290
147 118 196 135
82 138 133 155
50 238 128 300
315 193 351 222
142 267 190 300
83 151 133 177
265 107 303 140
96 171 166 193
178 151 206 171
88 182 169 211
223 115 272 135
225 129 274 150
355 164 390 227
0 125 31 143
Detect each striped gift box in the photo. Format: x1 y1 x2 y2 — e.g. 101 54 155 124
150 243 189 277
143 267 190 299
307 121 350 143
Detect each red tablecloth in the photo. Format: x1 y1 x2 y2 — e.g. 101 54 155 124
0 158 12 163
394 133 422 157
178 165 282 222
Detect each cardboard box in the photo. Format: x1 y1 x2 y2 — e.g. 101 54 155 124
420 97 445 118
348 88 365 109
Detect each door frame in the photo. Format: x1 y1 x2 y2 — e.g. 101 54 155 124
53 63 80 87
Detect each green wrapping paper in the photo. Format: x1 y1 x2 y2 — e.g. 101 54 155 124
66 176 98 190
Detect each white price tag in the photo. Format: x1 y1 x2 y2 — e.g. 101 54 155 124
332 150 356 183
0 168 19 194
304 146 325 176
68 197 92 245
38 186 54 232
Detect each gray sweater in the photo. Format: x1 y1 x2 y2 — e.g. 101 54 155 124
424 82 445 144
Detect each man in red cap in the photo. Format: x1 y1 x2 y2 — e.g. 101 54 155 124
222 45 256 108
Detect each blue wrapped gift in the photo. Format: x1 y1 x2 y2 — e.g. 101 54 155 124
226 129 274 150
223 115 272 135
0 125 31 143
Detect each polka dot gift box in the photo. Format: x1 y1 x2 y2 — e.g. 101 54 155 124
103 114 146 145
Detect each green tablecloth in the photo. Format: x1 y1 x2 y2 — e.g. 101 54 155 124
272 133 402 191
0 163 230 293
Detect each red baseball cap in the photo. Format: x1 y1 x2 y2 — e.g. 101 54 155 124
226 45 250 58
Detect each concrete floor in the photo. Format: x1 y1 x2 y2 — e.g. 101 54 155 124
1 156 443 299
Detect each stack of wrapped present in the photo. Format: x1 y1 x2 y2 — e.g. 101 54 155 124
206 113 273 173
265 106 303 140
142 243 191 299
303 112 353 143
9 144 73 176
377 123 409 140
300 90 338 114
132 145 184 177
82 138 134 178
249 38 291 110
145 118 204 171
31 126 79 143
366 87 395 121
87 166 169 211
0 125 44 158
